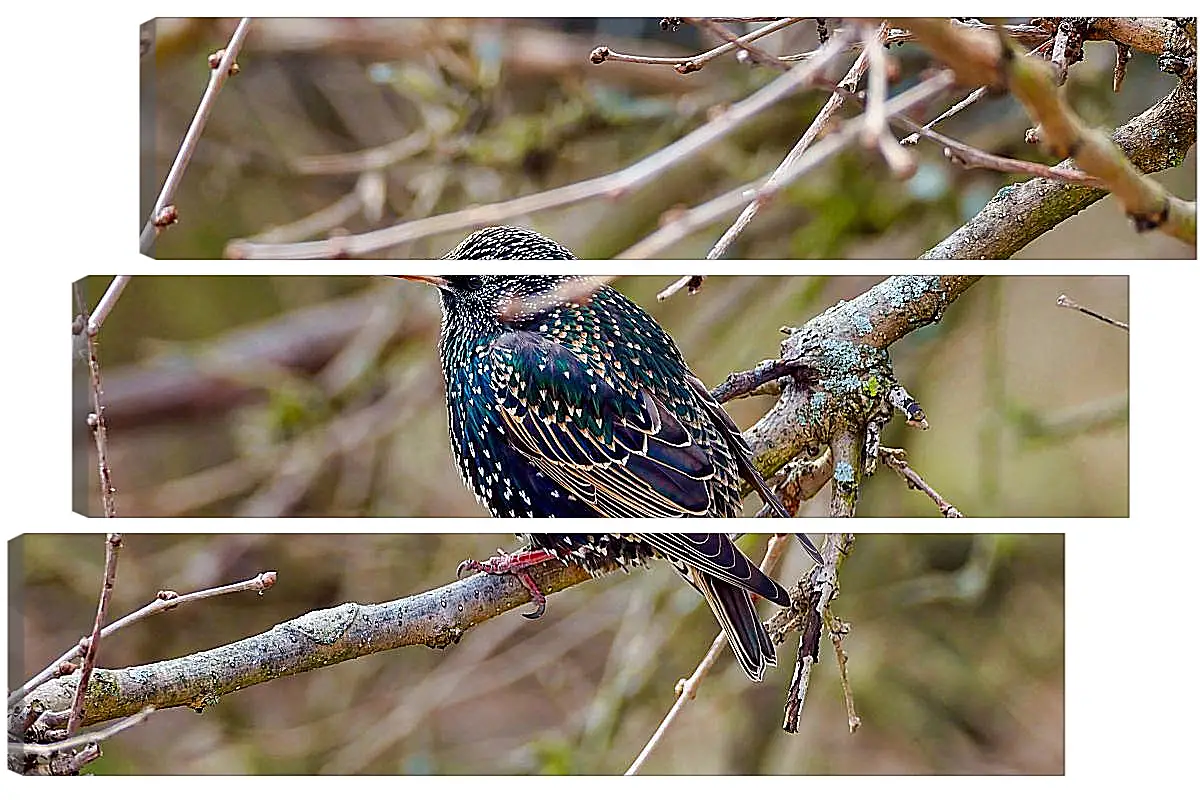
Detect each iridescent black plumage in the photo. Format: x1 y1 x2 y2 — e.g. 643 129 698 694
408 226 817 680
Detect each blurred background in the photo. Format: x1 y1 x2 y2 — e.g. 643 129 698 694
11 533 1064 775
141 18 1194 259
72 275 1129 517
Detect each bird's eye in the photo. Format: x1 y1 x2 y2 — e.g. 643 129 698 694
445 276 485 293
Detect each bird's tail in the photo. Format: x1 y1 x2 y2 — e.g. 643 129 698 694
691 567 777 682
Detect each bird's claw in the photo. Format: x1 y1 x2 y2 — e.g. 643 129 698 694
454 548 551 620
516 571 548 619
456 558 483 579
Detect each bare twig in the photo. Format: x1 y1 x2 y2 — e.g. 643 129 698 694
922 75 1195 258
780 532 851 733
14 707 156 759
707 28 878 259
228 30 851 258
861 24 915 178
623 70 958 258
65 535 123 735
86 277 132 337
656 275 704 301
625 534 793 774
915 125 1105 188
74 283 117 519
8 571 276 710
592 18 801 74
908 17 1196 244
623 627 726 775
140 17 251 254
828 617 860 732
705 25 1099 258
899 86 989 145
684 17 792 71
879 447 963 517
797 44 1104 189
1056 294 1130 331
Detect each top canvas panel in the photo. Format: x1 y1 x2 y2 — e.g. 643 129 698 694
140 18 1195 260
72 273 1129 518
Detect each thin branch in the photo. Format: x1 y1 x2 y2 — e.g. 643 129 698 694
227 30 852 258
656 275 704 301
707 27 879 259
899 86 989 145
65 535 123 735
74 283 117 519
14 707 156 759
922 75 1195 258
907 18 1195 244
625 534 793 775
706 27 1099 258
623 627 726 774
684 17 793 71
1056 294 1130 331
8 571 276 710
879 447 963 517
828 617 861 732
619 70 958 258
913 124 1105 188
775 19 1054 62
861 24 915 178
140 18 251 254
897 34 1056 147
592 18 801 74
86 277 132 337
780 532 852 733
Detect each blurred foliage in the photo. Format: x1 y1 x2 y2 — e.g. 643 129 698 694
12 533 1063 775
142 18 1194 259
74 275 1129 518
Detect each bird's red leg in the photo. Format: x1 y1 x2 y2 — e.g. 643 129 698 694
456 548 556 619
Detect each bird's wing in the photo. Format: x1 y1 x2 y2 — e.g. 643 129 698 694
683 374 790 518
689 566 777 681
684 374 824 564
639 533 790 606
488 330 718 517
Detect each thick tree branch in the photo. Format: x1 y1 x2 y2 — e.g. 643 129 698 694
910 18 1196 256
739 275 980 481
11 560 604 732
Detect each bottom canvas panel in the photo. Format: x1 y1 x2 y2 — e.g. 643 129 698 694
9 533 1062 775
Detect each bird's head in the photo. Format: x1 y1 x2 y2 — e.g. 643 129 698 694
397 275 609 329
442 226 577 260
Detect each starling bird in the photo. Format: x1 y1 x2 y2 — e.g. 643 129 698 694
400 226 820 681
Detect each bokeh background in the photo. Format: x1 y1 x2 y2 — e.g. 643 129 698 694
11 533 1064 775
141 18 1194 259
73 275 1129 517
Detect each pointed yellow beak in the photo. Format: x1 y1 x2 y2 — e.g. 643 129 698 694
394 275 452 290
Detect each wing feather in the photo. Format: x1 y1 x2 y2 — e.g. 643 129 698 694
640 533 790 606
490 330 719 517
